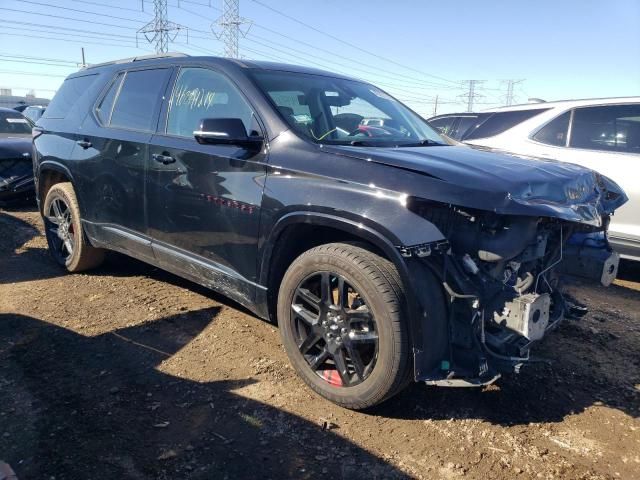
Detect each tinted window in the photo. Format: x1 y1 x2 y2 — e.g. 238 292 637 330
532 111 570 147
95 73 123 125
167 67 255 138
110 69 169 131
570 104 640 154
463 108 549 140
428 117 456 136
0 111 31 134
42 74 97 119
449 116 480 140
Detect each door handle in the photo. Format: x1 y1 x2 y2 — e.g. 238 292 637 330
152 152 176 165
77 139 92 149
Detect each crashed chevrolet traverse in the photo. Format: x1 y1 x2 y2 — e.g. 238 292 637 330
32 54 627 409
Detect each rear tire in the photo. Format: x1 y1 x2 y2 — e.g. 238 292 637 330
42 182 105 272
277 243 410 409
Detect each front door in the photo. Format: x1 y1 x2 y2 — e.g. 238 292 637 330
146 66 268 296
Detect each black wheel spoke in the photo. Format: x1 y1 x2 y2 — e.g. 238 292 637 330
336 276 348 308
344 341 366 380
320 272 331 305
349 330 378 343
332 348 351 386
296 287 321 310
291 303 319 326
298 331 321 354
346 306 372 322
307 350 329 371
291 270 378 388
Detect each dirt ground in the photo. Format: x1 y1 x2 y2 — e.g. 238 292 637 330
1 205 639 480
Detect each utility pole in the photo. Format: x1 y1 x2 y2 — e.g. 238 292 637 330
502 79 525 106
432 95 439 117
212 0 252 58
460 80 484 112
137 0 186 54
80 47 86 68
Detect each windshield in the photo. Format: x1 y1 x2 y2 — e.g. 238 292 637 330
251 70 446 147
0 111 32 135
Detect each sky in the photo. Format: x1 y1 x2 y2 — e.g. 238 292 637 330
0 0 639 116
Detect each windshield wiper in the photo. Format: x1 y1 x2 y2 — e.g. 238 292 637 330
399 139 446 147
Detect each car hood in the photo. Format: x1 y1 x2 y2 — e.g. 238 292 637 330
324 144 628 227
0 135 32 158
0 135 33 191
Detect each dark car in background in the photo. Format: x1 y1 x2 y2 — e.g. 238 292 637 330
23 105 47 123
0 108 35 204
32 54 626 409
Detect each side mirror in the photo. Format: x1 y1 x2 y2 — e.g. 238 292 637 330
193 118 263 148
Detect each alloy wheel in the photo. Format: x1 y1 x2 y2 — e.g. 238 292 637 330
45 196 75 263
290 271 379 387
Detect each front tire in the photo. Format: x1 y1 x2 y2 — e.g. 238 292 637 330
42 182 105 272
277 243 410 409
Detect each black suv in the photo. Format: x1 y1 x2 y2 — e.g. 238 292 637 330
33 53 626 409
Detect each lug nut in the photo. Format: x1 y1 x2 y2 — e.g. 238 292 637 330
341 328 347 334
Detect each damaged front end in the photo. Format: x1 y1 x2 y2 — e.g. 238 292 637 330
404 193 624 387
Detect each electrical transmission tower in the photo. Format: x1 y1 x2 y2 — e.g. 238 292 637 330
212 0 252 58
459 80 485 112
502 79 525 106
138 0 186 53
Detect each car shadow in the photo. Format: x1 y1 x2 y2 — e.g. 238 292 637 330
0 311 407 479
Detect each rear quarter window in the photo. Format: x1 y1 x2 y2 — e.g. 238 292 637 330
42 74 98 119
463 108 549 141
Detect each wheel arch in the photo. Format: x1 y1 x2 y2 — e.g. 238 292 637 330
260 212 427 331
36 161 75 213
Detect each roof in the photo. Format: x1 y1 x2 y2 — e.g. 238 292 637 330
483 96 640 112
78 52 358 82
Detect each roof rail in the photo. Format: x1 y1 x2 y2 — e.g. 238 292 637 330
83 52 189 70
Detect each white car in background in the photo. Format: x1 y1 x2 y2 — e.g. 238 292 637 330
443 98 640 261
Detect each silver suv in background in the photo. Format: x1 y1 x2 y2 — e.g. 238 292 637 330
428 98 640 261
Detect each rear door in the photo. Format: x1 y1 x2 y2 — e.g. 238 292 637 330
146 66 268 293
562 104 640 249
75 67 172 261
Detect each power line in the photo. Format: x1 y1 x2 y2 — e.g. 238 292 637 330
0 53 78 65
0 69 68 78
10 0 147 24
0 31 153 51
0 24 137 45
71 0 151 14
0 20 136 41
0 7 147 31
246 0 460 86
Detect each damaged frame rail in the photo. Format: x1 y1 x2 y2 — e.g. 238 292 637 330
398 221 620 389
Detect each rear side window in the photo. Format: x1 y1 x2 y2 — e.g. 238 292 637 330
428 117 456 136
463 108 549 140
570 104 640 154
42 74 98 119
110 69 170 132
532 111 570 147
449 116 479 140
95 73 123 125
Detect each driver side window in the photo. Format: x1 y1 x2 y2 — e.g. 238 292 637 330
167 67 254 138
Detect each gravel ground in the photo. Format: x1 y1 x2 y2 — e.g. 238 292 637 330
1 205 639 480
